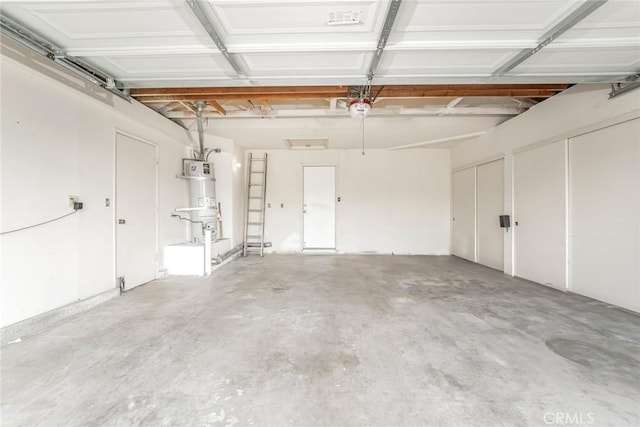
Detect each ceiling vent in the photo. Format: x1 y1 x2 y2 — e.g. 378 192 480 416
327 10 361 26
284 138 328 150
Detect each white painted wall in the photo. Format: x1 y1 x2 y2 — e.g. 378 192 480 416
451 84 640 311
250 149 450 255
0 38 193 327
232 144 246 248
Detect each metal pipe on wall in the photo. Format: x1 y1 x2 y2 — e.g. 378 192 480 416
195 101 206 160
204 229 212 276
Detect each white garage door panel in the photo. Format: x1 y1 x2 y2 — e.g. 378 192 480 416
477 159 504 270
452 168 476 261
514 141 566 289
569 119 640 312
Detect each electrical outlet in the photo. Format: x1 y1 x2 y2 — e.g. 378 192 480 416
68 195 79 208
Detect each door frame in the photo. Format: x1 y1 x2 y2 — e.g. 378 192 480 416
113 129 159 289
301 163 337 252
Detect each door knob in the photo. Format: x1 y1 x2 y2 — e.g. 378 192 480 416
118 219 126 224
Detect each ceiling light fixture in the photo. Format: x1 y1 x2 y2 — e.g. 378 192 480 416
347 75 374 119
348 98 371 118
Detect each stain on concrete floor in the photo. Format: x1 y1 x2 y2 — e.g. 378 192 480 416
1 255 639 426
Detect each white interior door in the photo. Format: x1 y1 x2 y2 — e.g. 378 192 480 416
514 141 566 289
116 133 157 290
569 119 639 312
303 166 336 249
452 168 476 261
477 159 504 270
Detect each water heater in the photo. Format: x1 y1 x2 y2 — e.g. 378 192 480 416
179 159 217 243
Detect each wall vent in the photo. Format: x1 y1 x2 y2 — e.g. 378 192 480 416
284 138 328 150
327 10 361 26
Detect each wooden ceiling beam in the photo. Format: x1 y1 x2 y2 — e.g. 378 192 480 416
131 86 349 97
131 84 568 101
205 100 227 116
138 93 346 102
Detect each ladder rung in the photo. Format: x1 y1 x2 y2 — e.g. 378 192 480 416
251 158 266 161
249 197 263 199
248 222 263 225
246 235 263 238
251 171 264 174
250 184 264 187
248 209 262 212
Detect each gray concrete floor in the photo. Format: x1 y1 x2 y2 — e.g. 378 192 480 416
2 255 639 426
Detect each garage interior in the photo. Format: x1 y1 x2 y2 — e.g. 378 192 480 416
1 0 639 425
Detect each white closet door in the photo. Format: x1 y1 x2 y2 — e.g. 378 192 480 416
569 119 640 312
514 141 566 289
477 159 504 270
452 168 476 261
116 133 157 291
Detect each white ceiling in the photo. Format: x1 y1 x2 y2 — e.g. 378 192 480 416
1 0 638 149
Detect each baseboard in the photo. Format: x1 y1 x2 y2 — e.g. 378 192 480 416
1 287 120 345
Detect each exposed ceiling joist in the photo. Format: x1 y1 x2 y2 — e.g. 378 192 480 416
131 84 568 103
261 100 273 111
206 100 227 116
446 97 464 108
493 0 608 77
162 106 525 119
179 101 196 114
132 86 350 97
